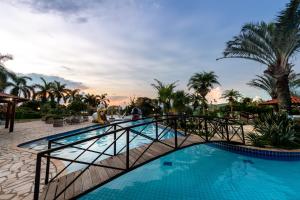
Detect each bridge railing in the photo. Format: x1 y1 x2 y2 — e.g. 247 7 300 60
33 115 244 200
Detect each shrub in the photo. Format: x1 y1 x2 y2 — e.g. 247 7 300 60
247 112 298 148
67 100 88 115
15 107 41 119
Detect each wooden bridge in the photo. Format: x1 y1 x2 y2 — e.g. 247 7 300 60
34 116 245 200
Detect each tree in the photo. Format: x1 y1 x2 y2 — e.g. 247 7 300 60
135 97 156 116
188 71 220 114
66 89 82 103
52 81 70 103
6 74 33 98
221 89 242 115
151 79 177 114
219 0 300 111
97 93 110 108
0 54 13 92
34 77 54 103
248 74 277 99
248 72 300 99
172 90 190 114
84 94 99 107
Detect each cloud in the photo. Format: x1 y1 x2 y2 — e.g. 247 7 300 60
206 87 226 104
1 0 297 106
19 73 88 89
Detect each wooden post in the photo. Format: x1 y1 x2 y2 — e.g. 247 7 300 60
5 102 11 129
9 101 16 132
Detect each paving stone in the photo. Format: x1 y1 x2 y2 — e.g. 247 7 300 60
0 120 93 199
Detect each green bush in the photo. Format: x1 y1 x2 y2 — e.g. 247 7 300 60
67 100 88 114
247 112 298 148
15 107 41 119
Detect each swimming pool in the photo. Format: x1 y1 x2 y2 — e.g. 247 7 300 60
80 144 300 200
21 119 178 172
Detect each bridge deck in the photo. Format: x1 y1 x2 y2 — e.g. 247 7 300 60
40 134 204 200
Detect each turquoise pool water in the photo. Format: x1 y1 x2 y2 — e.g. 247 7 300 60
21 119 177 172
80 144 300 200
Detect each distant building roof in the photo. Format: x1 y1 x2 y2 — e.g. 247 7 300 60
260 96 300 105
0 92 28 103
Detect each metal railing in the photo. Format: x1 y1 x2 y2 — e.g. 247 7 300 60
34 115 245 200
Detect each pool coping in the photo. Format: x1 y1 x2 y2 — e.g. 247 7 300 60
210 141 300 161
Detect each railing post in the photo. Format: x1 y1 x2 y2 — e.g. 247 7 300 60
155 121 158 141
241 124 245 144
226 118 230 142
184 115 187 136
204 117 209 142
113 125 117 155
34 154 42 200
45 141 51 184
126 129 130 169
174 118 178 149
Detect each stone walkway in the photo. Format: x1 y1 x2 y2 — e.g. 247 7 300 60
0 120 94 200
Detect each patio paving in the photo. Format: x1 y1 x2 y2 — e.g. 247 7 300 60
0 120 94 200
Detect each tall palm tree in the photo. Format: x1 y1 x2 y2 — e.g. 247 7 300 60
218 0 300 111
188 71 220 114
151 79 177 114
34 77 54 103
0 54 13 92
52 81 70 104
248 72 300 99
6 74 33 98
222 89 242 115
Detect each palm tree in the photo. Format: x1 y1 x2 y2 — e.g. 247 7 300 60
97 93 110 108
151 79 177 114
188 71 220 114
6 74 33 98
248 74 277 99
222 89 242 115
248 72 300 99
34 77 54 103
52 81 70 104
0 54 13 92
66 88 81 103
218 0 300 111
84 94 100 107
172 90 190 114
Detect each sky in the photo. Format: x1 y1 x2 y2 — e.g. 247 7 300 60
1 0 299 106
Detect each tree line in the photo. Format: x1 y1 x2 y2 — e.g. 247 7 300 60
0 54 109 108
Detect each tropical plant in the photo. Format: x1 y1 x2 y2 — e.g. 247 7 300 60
0 54 13 92
66 89 82 102
52 81 70 103
6 74 33 98
248 74 277 99
221 89 242 115
97 93 110 108
34 77 54 103
171 91 190 114
84 94 101 107
151 79 177 114
135 97 156 116
188 71 220 114
219 0 300 111
248 72 300 99
247 112 298 148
